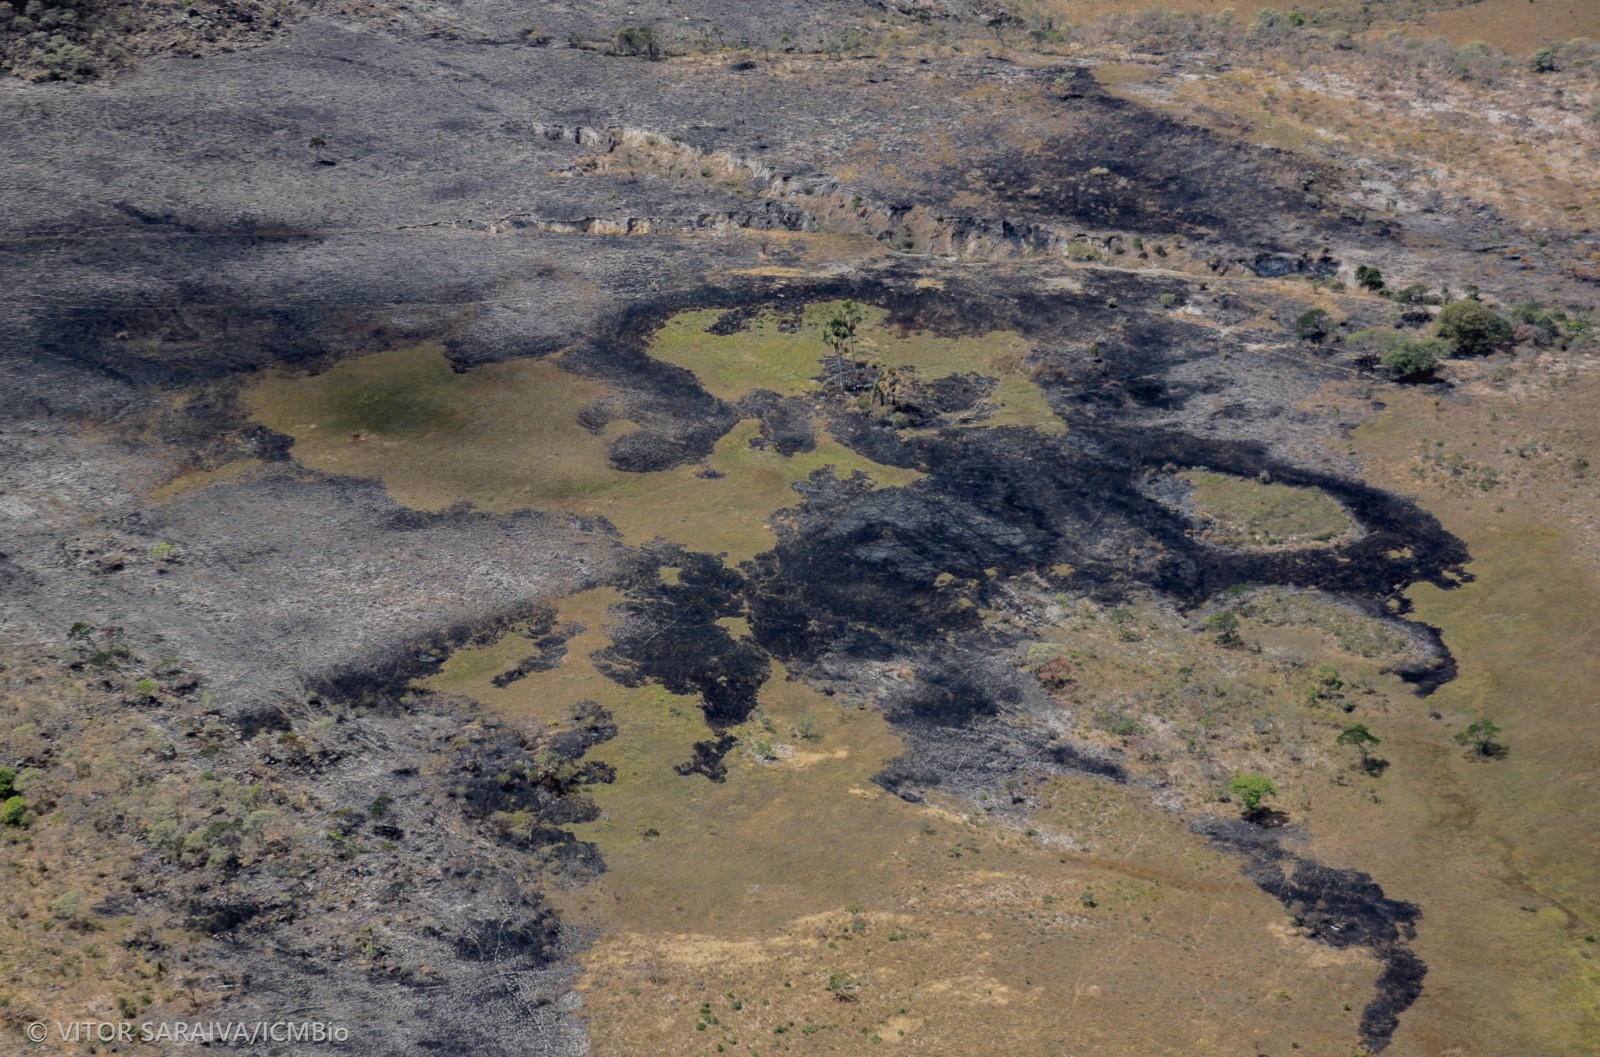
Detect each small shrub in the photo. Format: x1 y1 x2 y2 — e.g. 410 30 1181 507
1528 45 1559 73
1205 610 1242 647
49 891 83 921
1294 308 1332 343
1389 283 1438 306
1228 773 1278 817
1 795 27 827
1508 302 1564 346
1035 656 1076 691
1355 264 1385 291
825 972 860 1001
611 24 661 59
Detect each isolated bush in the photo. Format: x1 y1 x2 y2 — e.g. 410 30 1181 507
1454 718 1504 758
1228 773 1278 817
1205 610 1243 647
1294 308 1332 343
611 24 661 59
1438 299 1513 357
1 795 27 827
1508 302 1564 346
1355 265 1385 291
1379 337 1442 382
1389 283 1439 306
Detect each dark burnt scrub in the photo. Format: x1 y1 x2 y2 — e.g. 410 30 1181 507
264 272 1460 1050
551 277 1468 1050
301 595 568 713
1199 819 1427 1054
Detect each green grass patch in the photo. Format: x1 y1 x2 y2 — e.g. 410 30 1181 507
246 343 920 563
1181 470 1353 548
650 301 1063 434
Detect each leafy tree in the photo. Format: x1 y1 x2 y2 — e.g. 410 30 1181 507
1379 337 1442 383
1294 308 1332 343
986 13 1022 43
1228 773 1278 817
1336 723 1385 772
1205 609 1243 647
0 765 12 800
1454 718 1504 758
1438 299 1513 357
1355 264 1385 291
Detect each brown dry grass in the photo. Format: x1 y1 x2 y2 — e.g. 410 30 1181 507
1297 352 1600 1055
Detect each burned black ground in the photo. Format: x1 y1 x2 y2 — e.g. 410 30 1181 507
7 6 1587 1052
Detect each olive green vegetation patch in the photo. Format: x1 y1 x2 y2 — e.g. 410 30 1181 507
650 300 1064 434
244 302 1060 564
244 342 919 564
647 307 829 401
1181 469 1354 549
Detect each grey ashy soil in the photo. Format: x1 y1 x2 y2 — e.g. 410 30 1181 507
2 4 1595 1055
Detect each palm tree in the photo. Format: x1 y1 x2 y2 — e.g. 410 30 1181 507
823 300 863 390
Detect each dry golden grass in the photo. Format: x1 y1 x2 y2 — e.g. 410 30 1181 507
444 590 1385 1057
1279 355 1600 1056
0 661 210 1040
1419 0 1600 52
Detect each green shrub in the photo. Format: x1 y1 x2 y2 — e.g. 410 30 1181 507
49 891 83 921
1379 338 1442 382
1355 264 1385 291
1228 773 1278 816
1438 299 1513 356
2 796 28 827
611 24 660 59
1509 302 1565 346
1389 283 1438 306
0 765 13 800
1294 308 1332 343
1204 610 1243 646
